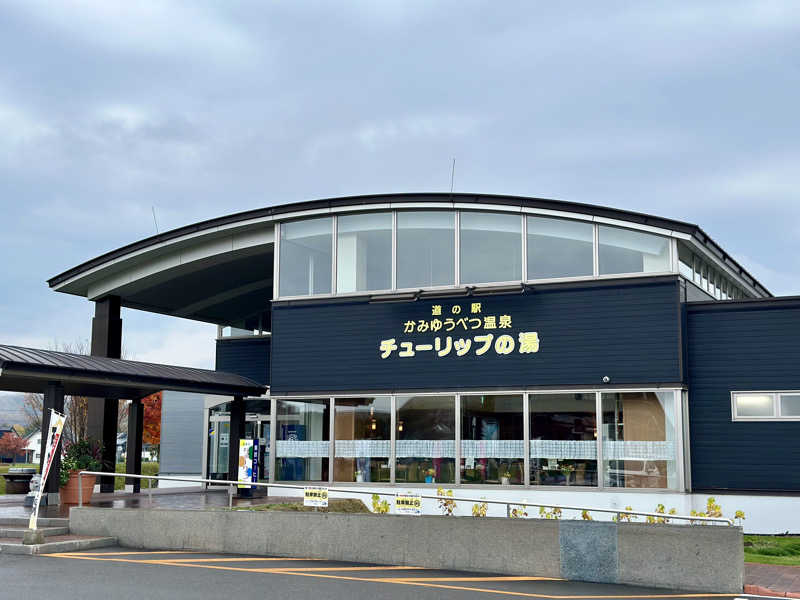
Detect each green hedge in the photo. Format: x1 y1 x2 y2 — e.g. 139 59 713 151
114 462 159 490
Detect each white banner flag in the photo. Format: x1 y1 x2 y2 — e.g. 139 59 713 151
29 409 66 531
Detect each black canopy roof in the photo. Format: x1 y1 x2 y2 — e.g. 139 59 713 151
0 344 265 399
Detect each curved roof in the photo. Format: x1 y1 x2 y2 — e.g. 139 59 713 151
47 192 771 299
0 344 265 398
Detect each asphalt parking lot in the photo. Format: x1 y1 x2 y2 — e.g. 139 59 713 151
1 548 742 600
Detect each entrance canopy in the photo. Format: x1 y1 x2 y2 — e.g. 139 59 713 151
0 344 266 399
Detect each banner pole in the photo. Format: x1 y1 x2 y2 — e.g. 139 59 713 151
28 409 66 533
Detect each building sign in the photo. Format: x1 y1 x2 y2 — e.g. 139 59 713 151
303 486 329 507
395 494 422 515
379 301 540 360
271 281 682 393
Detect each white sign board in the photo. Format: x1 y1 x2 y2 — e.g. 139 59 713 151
303 487 329 507
395 494 422 515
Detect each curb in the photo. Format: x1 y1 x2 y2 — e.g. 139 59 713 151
744 584 800 598
0 537 117 555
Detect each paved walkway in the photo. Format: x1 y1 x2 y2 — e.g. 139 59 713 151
0 487 299 519
745 563 800 597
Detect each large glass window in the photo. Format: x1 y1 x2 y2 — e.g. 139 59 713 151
460 211 521 284
276 399 330 482
336 213 392 293
601 391 677 489
598 226 670 275
527 217 593 279
396 211 455 289
279 218 333 296
334 396 391 483
207 403 231 481
678 243 694 281
530 393 597 486
460 395 524 485
395 395 455 484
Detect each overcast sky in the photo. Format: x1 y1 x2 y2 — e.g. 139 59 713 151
1 1 799 379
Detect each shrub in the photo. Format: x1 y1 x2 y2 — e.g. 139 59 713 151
371 493 390 514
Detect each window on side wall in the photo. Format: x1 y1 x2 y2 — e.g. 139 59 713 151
732 392 800 421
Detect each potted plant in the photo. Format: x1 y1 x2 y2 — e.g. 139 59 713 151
59 439 103 504
500 470 512 485
559 463 575 486
354 470 364 483
424 468 435 484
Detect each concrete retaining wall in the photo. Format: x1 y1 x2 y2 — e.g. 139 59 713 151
69 508 743 593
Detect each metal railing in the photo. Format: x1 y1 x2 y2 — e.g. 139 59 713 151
77 471 734 525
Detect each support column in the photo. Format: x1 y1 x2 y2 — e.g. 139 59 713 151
88 296 122 493
227 396 245 485
39 382 65 496
126 398 144 493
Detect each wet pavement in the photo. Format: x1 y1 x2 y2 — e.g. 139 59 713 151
0 487 299 519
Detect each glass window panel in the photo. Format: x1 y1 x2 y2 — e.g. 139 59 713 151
396 211 455 288
276 399 330 481
460 211 522 284
598 226 670 275
334 396 391 483
601 391 677 489
693 255 702 286
206 402 231 481
336 213 392 293
701 263 709 291
396 395 455 484
780 395 800 417
527 217 593 279
530 393 597 487
279 218 332 296
460 395 524 485
678 243 694 280
735 394 775 417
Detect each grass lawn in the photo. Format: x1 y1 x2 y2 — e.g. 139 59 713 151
238 499 369 514
114 462 159 490
745 535 800 566
0 463 39 495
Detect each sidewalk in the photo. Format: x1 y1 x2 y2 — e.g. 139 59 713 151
0 487 299 519
745 563 800 597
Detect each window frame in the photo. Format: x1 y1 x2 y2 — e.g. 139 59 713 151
256 388 684 491
731 391 800 421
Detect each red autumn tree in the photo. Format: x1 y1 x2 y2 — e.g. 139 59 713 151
141 392 162 446
0 432 28 461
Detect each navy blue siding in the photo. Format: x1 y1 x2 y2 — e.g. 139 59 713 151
216 337 271 386
687 301 800 492
271 278 682 393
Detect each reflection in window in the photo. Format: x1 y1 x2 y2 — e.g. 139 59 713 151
734 394 775 418
276 399 330 482
396 211 455 289
598 226 670 275
334 397 391 483
336 213 392 293
530 393 597 486
396 395 455 484
527 217 593 279
460 395 524 485
678 243 694 281
279 218 332 296
781 395 800 417
207 403 231 481
460 212 521 284
601 392 677 489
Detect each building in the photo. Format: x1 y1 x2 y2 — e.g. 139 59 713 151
24 430 41 464
47 193 799 532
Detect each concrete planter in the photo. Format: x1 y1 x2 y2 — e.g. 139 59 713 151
70 507 743 593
